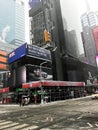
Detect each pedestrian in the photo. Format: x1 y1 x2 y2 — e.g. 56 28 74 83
19 96 22 106
71 90 74 98
21 96 25 106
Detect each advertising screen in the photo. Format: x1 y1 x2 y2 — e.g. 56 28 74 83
0 50 8 70
27 44 51 61
93 27 98 51
16 66 26 86
0 50 7 56
0 64 8 70
96 55 98 67
0 56 7 63
26 65 52 82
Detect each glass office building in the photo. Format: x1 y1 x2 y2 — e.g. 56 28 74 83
0 0 25 48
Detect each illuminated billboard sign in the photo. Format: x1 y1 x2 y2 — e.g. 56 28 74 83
96 55 98 67
27 44 51 61
8 43 51 64
0 49 8 70
93 26 98 51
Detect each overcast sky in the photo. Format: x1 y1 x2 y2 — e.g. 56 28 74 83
24 0 30 43
60 0 98 54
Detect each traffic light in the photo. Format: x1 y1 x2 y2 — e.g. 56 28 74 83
44 29 51 43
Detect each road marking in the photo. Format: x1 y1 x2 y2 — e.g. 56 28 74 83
87 122 93 127
0 121 12 125
77 116 82 119
21 125 38 130
95 123 98 127
0 120 6 123
0 122 19 129
41 128 51 130
0 111 9 113
7 124 28 130
0 120 39 130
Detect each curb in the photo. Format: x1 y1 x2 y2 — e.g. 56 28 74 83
0 96 91 107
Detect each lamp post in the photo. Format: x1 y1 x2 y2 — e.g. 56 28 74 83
40 61 47 104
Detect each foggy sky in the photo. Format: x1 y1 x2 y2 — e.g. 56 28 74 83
60 0 98 55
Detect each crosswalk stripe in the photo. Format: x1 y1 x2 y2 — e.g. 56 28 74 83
87 122 93 127
95 123 98 127
0 120 6 123
6 124 29 130
0 120 39 130
0 121 12 126
21 125 38 130
0 122 19 129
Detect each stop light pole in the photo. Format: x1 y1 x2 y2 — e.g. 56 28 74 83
40 61 47 104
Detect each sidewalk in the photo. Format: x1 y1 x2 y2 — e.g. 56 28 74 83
0 95 92 107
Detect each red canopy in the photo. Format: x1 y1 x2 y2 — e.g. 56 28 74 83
22 80 85 89
0 87 9 94
22 81 41 89
41 81 85 87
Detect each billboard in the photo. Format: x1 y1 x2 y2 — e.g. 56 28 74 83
8 43 51 64
96 55 98 67
27 44 51 61
0 64 8 70
0 50 7 56
27 65 52 82
0 56 7 63
16 66 26 86
0 49 8 70
93 26 98 51
8 43 26 64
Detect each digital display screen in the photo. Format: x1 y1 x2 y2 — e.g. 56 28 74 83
27 44 51 61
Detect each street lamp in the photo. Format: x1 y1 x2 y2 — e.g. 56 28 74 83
40 61 47 104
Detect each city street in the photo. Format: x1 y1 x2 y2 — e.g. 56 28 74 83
0 96 98 130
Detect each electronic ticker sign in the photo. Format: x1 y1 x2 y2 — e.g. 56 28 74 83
27 44 51 61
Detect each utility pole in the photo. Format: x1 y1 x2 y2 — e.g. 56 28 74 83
40 61 47 104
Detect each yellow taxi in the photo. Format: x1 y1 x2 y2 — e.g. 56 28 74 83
91 91 98 99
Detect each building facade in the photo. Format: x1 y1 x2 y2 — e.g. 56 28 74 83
29 0 98 82
81 12 98 66
0 0 25 48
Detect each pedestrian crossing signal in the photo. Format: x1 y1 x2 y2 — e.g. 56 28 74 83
44 29 51 43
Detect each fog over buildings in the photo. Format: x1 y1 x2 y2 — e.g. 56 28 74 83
60 0 98 55
25 0 98 55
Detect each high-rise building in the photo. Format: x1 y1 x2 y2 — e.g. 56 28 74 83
0 0 25 49
29 0 65 80
29 0 53 47
81 12 98 66
81 12 98 28
28 0 84 81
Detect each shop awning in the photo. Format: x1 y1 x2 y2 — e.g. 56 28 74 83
41 81 85 87
0 87 9 94
22 81 41 89
22 80 85 89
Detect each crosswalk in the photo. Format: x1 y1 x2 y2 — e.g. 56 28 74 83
1 119 98 130
0 120 38 130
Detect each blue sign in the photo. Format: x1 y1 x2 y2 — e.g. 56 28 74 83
27 44 51 61
8 43 51 64
8 43 27 64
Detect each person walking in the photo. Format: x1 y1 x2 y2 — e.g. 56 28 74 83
19 96 22 106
